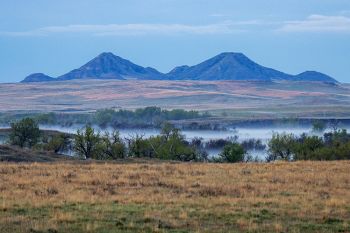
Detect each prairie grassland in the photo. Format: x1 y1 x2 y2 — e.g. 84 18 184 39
0 161 349 232
1 80 350 116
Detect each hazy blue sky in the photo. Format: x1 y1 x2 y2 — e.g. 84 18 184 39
0 0 349 82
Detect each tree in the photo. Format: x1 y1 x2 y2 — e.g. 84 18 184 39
46 133 72 154
73 125 102 159
94 109 115 128
100 130 126 159
218 142 245 163
293 134 324 160
149 123 198 161
267 133 295 161
9 118 40 148
127 134 153 158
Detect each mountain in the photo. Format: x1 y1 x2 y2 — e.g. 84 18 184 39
21 52 338 83
166 52 295 81
295 71 337 82
57 52 164 81
21 73 55 83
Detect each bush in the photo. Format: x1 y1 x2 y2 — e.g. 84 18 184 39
9 118 40 148
217 142 245 163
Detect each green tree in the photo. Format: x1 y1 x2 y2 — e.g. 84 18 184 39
127 134 153 158
293 134 324 160
218 142 245 163
73 125 102 159
101 130 126 159
46 133 72 154
149 123 198 161
9 118 40 148
94 109 115 128
267 133 295 161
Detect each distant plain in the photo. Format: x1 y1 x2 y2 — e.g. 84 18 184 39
1 80 349 119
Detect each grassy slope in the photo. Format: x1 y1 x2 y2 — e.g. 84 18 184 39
0 145 74 162
0 161 349 233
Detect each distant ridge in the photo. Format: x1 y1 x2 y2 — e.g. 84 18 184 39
22 52 338 83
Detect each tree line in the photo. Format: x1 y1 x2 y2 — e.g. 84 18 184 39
267 129 350 161
4 117 350 163
19 107 210 128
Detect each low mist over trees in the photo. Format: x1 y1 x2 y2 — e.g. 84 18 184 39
0 107 210 129
73 123 205 162
3 117 350 163
7 107 208 129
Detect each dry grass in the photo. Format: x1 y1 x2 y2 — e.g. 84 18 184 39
0 161 350 232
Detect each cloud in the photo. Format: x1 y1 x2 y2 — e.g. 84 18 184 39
278 15 350 33
0 22 249 37
3 15 348 37
209 13 226 17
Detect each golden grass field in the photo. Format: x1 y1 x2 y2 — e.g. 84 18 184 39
0 161 350 233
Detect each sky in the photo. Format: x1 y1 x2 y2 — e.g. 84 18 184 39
0 0 350 83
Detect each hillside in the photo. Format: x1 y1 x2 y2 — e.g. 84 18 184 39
0 145 74 162
3 80 350 119
21 52 337 83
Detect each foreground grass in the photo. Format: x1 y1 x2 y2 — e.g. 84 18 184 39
0 161 349 232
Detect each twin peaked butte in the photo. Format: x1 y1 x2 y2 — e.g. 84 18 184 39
22 52 338 83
